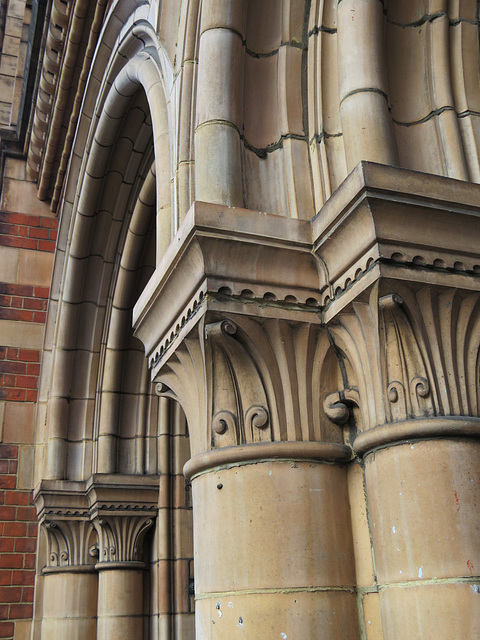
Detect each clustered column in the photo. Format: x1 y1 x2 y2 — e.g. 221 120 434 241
152 314 361 639
34 485 98 638
332 287 480 639
35 476 159 640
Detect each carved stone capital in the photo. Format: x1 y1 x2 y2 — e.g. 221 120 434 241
92 515 154 568
328 282 480 444
34 480 98 573
133 201 346 461
35 476 160 572
86 474 159 568
134 166 480 460
133 200 324 378
153 314 353 461
310 162 480 452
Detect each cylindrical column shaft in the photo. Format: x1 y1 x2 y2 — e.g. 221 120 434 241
191 455 359 639
194 0 245 206
41 571 97 638
364 438 480 639
97 567 145 640
337 0 397 170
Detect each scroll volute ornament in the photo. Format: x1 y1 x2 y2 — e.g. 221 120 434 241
206 320 271 448
329 284 434 430
155 318 272 454
329 283 480 431
43 519 98 571
379 293 434 423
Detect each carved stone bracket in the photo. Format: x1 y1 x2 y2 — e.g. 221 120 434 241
134 166 480 460
34 475 159 573
92 515 154 567
34 480 98 573
87 474 159 569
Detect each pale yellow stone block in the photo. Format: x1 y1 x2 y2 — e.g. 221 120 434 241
244 147 287 215
196 28 243 130
3 402 35 444
4 157 26 180
13 619 31 640
1 35 20 57
348 462 375 587
194 122 243 207
1 178 51 215
97 569 143 617
195 590 359 640
244 54 280 148
365 440 480 584
0 319 45 349
0 401 5 440
340 90 397 171
278 46 304 137
17 248 54 287
246 0 282 53
193 461 355 594
337 0 389 99
43 570 98 618
16 444 34 489
200 0 244 36
0 245 19 283
5 16 23 38
379 582 480 640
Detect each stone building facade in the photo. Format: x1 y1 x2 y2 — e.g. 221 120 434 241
0 0 480 638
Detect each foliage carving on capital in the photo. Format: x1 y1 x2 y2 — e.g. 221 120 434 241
42 519 98 570
155 314 345 456
328 283 480 431
93 515 154 565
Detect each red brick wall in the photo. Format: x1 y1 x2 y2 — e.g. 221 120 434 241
0 348 42 404
0 285 49 326
0 165 58 639
0 213 57 253
0 445 36 640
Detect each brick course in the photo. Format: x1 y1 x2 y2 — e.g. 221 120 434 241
0 446 36 638
0 284 48 325
0 348 41 402
0 212 57 252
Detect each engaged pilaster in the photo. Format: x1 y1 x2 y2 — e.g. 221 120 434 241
34 482 98 639
133 202 359 639
314 163 480 639
87 475 159 640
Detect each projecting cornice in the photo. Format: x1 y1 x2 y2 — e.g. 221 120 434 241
133 200 326 378
133 163 480 461
134 162 480 375
313 162 480 321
